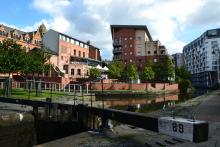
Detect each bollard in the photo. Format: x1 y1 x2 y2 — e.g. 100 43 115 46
158 117 208 143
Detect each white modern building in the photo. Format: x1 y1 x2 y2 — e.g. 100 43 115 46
183 28 220 88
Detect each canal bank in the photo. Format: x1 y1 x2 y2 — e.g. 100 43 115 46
36 90 220 147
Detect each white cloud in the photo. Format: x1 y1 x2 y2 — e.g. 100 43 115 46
30 0 220 59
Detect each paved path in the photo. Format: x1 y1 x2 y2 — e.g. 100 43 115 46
195 90 220 122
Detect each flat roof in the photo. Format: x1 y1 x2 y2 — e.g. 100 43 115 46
110 25 153 41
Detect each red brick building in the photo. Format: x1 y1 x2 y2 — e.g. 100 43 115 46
43 29 101 85
111 25 168 70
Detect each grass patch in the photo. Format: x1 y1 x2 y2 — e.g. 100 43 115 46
0 88 69 100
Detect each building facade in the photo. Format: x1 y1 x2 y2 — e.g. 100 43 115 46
111 25 168 70
172 53 184 68
43 29 101 84
183 28 220 88
0 24 45 51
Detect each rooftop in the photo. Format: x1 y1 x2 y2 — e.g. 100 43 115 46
110 25 153 41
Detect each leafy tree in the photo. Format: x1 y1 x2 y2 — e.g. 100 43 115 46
127 63 138 81
152 62 163 81
0 39 26 76
163 55 175 81
175 66 193 93
175 66 191 82
108 61 125 79
89 68 101 79
141 61 155 82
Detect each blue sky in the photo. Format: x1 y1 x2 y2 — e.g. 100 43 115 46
1 0 220 59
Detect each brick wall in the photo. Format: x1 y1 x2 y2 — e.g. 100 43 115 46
91 82 178 92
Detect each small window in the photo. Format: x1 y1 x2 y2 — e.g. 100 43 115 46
129 37 133 40
79 51 81 57
77 69 81 75
137 36 141 41
67 37 69 42
124 53 127 55
130 52 132 55
130 44 133 48
154 51 157 54
124 44 127 48
124 37 127 40
74 50 76 56
148 51 151 54
61 56 63 60
71 69 74 75
83 52 85 58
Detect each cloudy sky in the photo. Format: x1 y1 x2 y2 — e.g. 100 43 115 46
1 0 220 59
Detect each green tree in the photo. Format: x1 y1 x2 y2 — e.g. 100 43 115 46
175 65 193 93
127 63 138 81
0 39 26 76
141 62 155 82
108 61 125 79
89 68 101 79
152 62 163 81
163 55 175 82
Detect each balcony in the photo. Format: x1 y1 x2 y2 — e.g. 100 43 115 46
113 55 123 61
113 40 122 47
113 48 123 53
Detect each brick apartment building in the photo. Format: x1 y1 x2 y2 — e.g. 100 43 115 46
43 29 101 85
111 25 168 70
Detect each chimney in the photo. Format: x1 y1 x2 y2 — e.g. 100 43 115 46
87 40 90 45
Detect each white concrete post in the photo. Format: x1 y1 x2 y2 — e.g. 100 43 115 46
80 85 82 94
63 84 65 92
86 83 89 94
45 82 46 90
59 84 61 92
74 84 76 93
68 84 70 92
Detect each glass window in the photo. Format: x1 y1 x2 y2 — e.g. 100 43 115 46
129 37 133 40
74 50 76 56
130 44 133 48
137 36 141 41
80 43 84 47
79 51 81 57
124 37 127 40
77 69 81 75
130 52 132 55
75 41 79 46
71 39 74 44
71 69 74 75
59 35 62 40
83 52 85 58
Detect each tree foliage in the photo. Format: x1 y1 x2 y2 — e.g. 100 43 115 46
89 68 101 79
175 65 193 93
127 63 138 81
152 56 174 82
141 62 155 82
108 61 125 79
0 39 26 76
0 39 52 77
